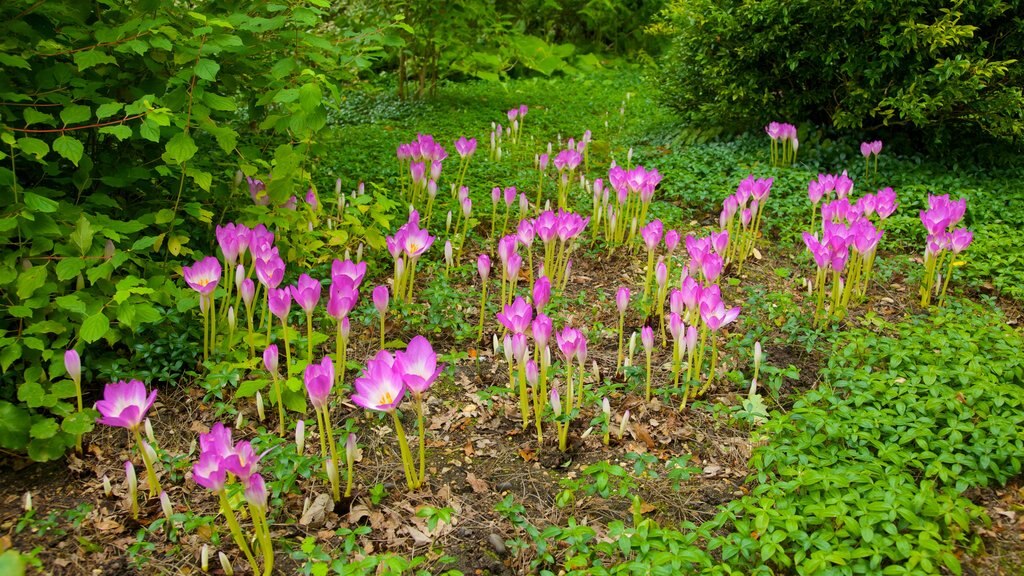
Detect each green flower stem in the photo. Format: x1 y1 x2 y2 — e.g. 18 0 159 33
518 360 530 430
645 350 653 402
379 311 386 350
202 308 209 363
642 249 655 304
305 311 314 363
938 254 958 307
322 408 341 502
219 490 258 574
391 412 418 489
615 314 625 374
210 296 218 355
281 317 292 380
697 337 719 398
74 376 83 453
345 444 355 498
250 503 274 576
414 394 426 485
271 372 285 436
133 429 161 498
477 283 489 341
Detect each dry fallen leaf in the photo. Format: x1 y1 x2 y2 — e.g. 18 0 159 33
466 473 489 494
518 448 535 462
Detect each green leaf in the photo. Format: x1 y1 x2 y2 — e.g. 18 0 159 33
50 381 78 399
140 117 161 142
0 401 31 451
299 82 322 112
54 135 85 166
62 410 97 435
80 312 110 343
73 50 117 71
236 378 269 398
70 215 94 255
190 169 212 191
16 137 49 160
96 102 124 119
195 58 220 81
30 418 60 439
22 191 58 212
16 264 48 299
99 124 132 141
0 343 21 373
0 53 30 70
55 294 87 314
60 104 91 125
23 108 56 127
56 257 87 281
164 131 198 164
17 381 46 408
28 436 68 462
203 92 236 111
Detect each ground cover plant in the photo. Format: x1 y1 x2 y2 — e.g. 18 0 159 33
2 2 1024 576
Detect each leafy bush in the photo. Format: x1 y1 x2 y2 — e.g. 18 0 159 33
0 0 396 461
655 0 1024 139
706 303 1023 574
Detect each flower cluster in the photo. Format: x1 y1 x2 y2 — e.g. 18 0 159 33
919 195 972 307
803 179 897 324
765 121 798 166
351 336 442 489
506 105 528 145
720 175 772 266
96 380 162 498
598 164 663 244
193 423 273 575
860 140 883 183
397 134 448 210
386 210 436 303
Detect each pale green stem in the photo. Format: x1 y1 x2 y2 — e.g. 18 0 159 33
134 429 161 497
219 490 258 574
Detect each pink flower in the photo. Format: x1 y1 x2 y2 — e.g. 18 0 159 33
396 336 442 395
267 287 292 321
455 136 477 158
808 181 825 205
701 253 724 283
327 277 359 319
860 142 872 158
478 254 491 281
616 287 630 316
223 440 266 481
263 345 279 374
290 274 322 314
95 380 157 430
949 228 973 253
555 326 585 362
870 140 883 155
517 219 535 247
664 230 681 253
533 276 551 311
875 188 898 219
183 256 222 295
216 224 250 268
244 473 268 511
641 220 663 251
372 285 389 315
331 259 367 287
641 325 654 353
700 301 741 332
352 350 407 412
304 356 334 410
65 350 81 384
532 313 553 350
496 297 533 334
193 450 228 492
255 254 285 289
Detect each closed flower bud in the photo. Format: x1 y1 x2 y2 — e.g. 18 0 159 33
618 410 631 439
219 551 234 576
295 419 306 455
102 475 112 497
235 411 243 430
144 418 156 444
201 544 209 572
255 391 265 421
160 491 174 523
601 397 611 418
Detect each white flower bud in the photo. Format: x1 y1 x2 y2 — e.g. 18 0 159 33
295 420 305 455
255 391 265 421
219 552 234 576
102 475 112 497
618 410 631 439
144 418 156 444
160 491 173 523
235 411 243 430
201 544 209 572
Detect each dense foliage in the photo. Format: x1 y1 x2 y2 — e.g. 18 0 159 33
655 0 1024 139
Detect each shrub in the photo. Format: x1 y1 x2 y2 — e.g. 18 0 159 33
655 0 1024 139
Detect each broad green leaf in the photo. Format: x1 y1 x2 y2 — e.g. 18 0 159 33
99 124 132 141
195 58 220 81
27 436 68 462
53 135 85 166
0 343 21 373
0 401 31 450
22 191 58 212
16 137 49 160
73 50 117 71
0 53 30 70
80 311 110 343
164 131 197 164
298 82 322 112
56 257 87 281
30 418 60 439
17 381 45 408
70 215 94 255
62 410 97 435
202 92 236 111
60 104 91 125
236 378 269 398
16 264 48 299
140 117 161 142
23 108 55 127
96 102 124 119
190 169 212 191
50 381 78 399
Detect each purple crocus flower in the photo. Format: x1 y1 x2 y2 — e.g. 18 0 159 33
290 274 322 314
395 335 443 395
267 287 292 321
351 350 407 412
183 257 222 295
95 380 157 431
304 356 334 410
372 285 389 315
496 297 533 334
